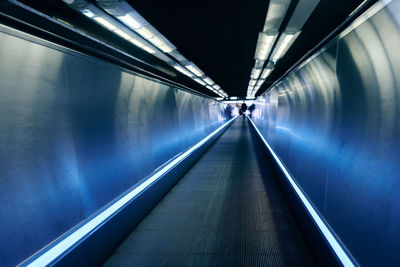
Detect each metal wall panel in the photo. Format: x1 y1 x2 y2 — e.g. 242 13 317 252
0 24 228 266
252 0 400 265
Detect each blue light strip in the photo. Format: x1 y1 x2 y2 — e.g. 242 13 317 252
247 116 355 267
21 115 238 267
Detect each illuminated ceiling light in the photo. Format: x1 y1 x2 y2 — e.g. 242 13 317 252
118 13 142 29
271 32 300 62
251 68 262 79
148 36 164 46
216 97 224 100
230 96 238 100
173 64 194 77
254 32 277 61
254 59 265 69
249 79 257 86
285 0 320 32
256 79 265 87
263 0 291 32
114 29 131 40
206 85 214 90
168 50 186 61
158 43 175 53
128 37 144 47
193 78 206 86
185 62 204 76
136 27 154 39
260 68 273 79
141 45 156 54
203 77 214 85
213 85 221 90
93 16 117 31
82 9 96 18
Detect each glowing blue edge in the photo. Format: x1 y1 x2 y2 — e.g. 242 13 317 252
247 116 355 267
21 115 238 267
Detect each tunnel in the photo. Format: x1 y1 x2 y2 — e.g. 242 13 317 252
1 0 400 266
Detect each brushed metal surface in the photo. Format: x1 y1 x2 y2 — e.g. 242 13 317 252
0 24 228 266
252 0 400 265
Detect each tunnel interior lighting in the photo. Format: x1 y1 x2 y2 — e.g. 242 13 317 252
256 79 265 87
135 27 154 39
247 116 355 267
118 13 142 29
254 59 265 69
254 32 277 61
203 77 214 85
64 0 228 97
184 62 204 77
113 29 131 40
271 32 300 62
194 78 207 86
251 68 262 79
82 9 96 18
260 68 272 79
173 64 194 77
285 0 320 32
93 16 117 31
247 0 320 98
263 0 291 32
21 115 239 267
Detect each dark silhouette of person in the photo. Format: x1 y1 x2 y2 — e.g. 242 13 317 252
248 104 255 117
240 103 247 116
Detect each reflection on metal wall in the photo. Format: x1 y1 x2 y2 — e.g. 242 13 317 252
0 24 227 266
252 0 400 265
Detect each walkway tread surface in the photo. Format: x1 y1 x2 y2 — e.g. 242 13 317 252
104 117 315 266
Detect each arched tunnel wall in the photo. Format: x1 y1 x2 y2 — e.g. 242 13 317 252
251 1 400 266
0 24 229 266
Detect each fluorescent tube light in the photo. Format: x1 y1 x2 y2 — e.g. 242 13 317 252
203 77 214 85
271 32 300 62
254 59 265 69
149 36 164 46
114 29 131 40
213 85 221 90
254 32 277 61
256 79 265 87
173 64 194 77
136 27 154 39
141 45 156 54
251 68 262 79
250 79 257 86
82 9 96 18
285 0 320 32
158 43 175 53
118 13 141 29
185 62 204 76
261 68 273 79
263 0 291 32
169 50 186 62
230 96 238 100
128 37 144 47
193 78 206 86
93 16 117 31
